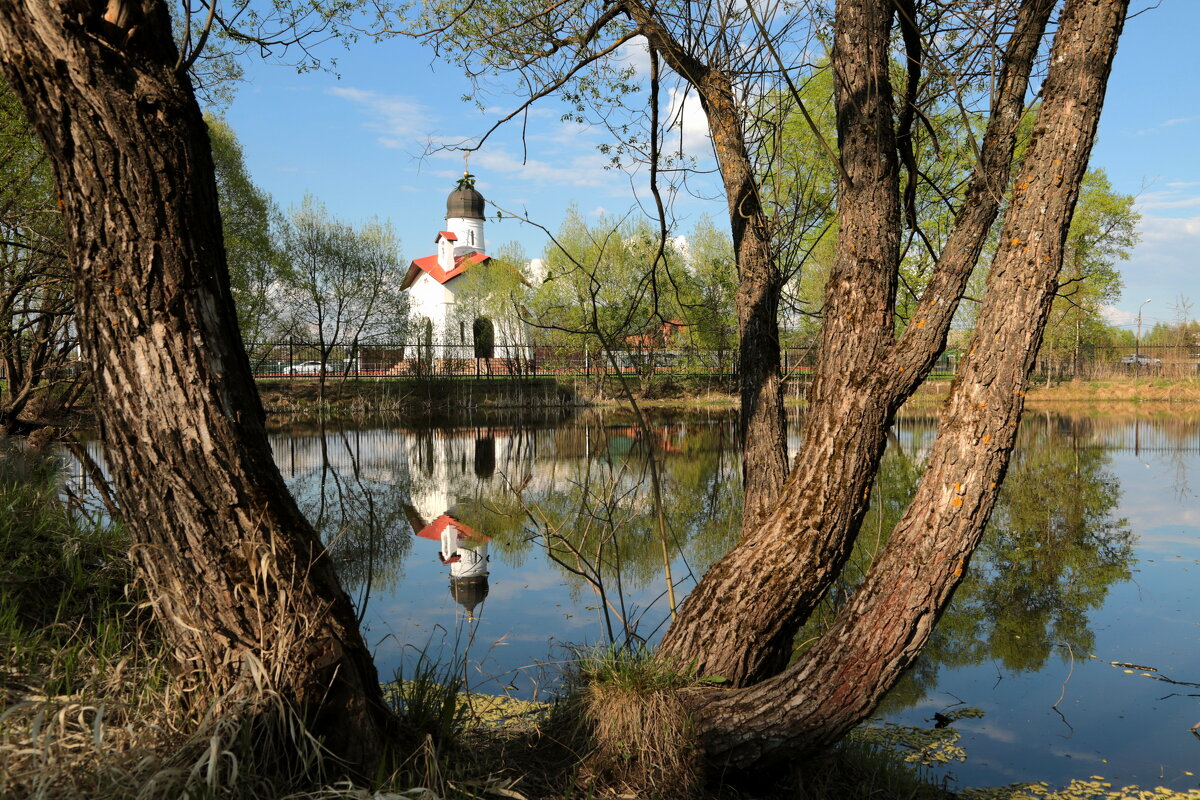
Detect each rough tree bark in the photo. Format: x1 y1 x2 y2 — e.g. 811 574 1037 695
0 0 393 777
675 0 1128 767
658 0 1064 686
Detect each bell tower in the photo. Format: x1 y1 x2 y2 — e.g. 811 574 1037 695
444 171 486 255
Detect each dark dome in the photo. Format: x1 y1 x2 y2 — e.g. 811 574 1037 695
447 185 486 220
449 575 489 613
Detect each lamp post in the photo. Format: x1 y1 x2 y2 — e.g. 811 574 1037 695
1136 298 1151 376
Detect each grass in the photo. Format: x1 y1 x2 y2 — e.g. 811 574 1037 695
556 644 705 799
0 444 337 799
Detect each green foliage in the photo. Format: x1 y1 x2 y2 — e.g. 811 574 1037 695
280 195 409 356
532 208 667 347
531 209 744 374
0 76 78 430
386 647 470 748
206 114 293 358
673 215 738 353
1041 170 1139 363
572 643 697 693
0 444 154 699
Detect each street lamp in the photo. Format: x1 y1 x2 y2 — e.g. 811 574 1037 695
1136 298 1152 374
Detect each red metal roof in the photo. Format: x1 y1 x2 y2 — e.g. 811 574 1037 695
401 251 491 290
437 230 457 242
415 513 490 545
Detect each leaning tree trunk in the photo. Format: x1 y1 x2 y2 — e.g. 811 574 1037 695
657 0 1058 686
0 0 393 777
625 0 790 531
680 0 1128 769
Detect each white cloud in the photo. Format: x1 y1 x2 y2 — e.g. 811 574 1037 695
615 35 651 78
1135 114 1200 136
1162 115 1200 128
1114 213 1200 319
588 205 608 216
665 86 712 157
1138 214 1200 242
1102 305 1137 327
428 144 613 190
327 87 433 144
1138 186 1200 213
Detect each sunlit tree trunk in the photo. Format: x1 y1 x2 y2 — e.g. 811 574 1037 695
671 0 1128 768
0 0 393 776
659 0 1114 695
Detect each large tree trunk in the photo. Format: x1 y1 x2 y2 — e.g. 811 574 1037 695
623 0 790 530
658 0 1058 686
0 0 393 777
678 0 1128 768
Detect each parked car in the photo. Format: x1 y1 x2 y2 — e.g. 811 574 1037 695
283 360 358 375
1120 354 1162 367
284 361 325 374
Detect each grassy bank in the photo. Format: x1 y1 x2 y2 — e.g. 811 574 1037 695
252 374 1200 417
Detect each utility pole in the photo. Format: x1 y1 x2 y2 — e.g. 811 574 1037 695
1136 298 1152 377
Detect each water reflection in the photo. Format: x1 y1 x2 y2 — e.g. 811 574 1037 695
269 415 744 646
404 505 492 622
58 410 1200 786
878 415 1136 714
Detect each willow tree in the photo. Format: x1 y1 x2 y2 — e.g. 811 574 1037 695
0 0 1131 784
408 0 1130 767
0 0 393 778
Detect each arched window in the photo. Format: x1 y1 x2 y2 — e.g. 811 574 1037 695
473 317 495 359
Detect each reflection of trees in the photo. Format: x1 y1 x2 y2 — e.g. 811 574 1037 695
510 418 743 640
789 415 1135 714
286 430 414 600
883 419 1135 712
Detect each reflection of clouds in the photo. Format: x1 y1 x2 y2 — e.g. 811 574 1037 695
1131 526 1200 556
1110 449 1200 557
959 721 1021 745
1046 746 1106 765
487 569 566 598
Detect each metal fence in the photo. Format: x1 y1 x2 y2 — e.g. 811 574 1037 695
241 339 1200 383
245 339 748 380
1032 344 1200 380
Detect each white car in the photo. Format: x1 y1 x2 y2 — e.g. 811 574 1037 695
1120 354 1161 367
284 361 325 374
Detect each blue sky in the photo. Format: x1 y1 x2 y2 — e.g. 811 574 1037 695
219 1 1200 332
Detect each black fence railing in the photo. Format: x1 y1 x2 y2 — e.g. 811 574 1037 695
1033 344 1200 380
240 340 1200 383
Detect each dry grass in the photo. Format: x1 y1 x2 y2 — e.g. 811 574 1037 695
559 646 704 800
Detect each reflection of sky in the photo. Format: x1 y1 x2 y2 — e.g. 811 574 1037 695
362 530 677 698
63 414 1200 789
885 443 1200 792
313 422 704 698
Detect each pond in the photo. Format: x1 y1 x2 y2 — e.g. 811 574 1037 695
73 409 1200 790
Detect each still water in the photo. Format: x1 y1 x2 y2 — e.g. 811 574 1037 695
174 412 1200 788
